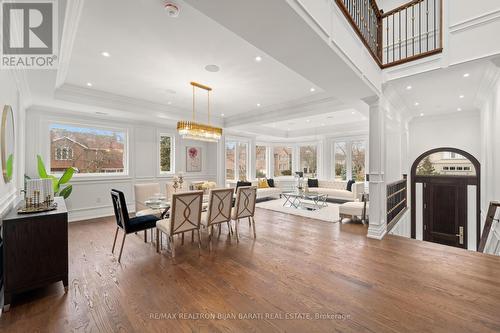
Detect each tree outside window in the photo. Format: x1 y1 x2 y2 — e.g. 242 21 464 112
273 146 292 177
299 145 317 178
334 142 347 180
351 141 366 181
160 135 172 173
255 145 267 178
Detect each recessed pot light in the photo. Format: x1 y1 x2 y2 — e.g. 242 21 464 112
420 113 424 117
459 95 465 99
310 87 316 92
406 85 412 90
86 82 93 87
463 73 470 78
414 102 420 106
256 103 261 107
255 56 262 62
101 51 110 57
167 101 172 105
221 113 225 117
306 119 310 123
457 108 462 111
205 64 220 72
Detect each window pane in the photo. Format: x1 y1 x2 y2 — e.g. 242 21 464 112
160 135 172 173
273 146 292 177
225 142 235 180
416 152 476 176
256 145 267 178
237 142 247 180
351 141 366 181
299 145 317 178
50 123 126 174
334 142 347 180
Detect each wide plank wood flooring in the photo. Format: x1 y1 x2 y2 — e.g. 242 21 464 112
1 208 500 332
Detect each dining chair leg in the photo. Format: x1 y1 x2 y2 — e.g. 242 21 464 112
156 229 160 253
217 224 222 239
197 229 202 255
251 216 256 239
144 230 147 243
171 235 176 258
118 232 127 263
112 227 119 253
181 232 185 245
248 217 251 227
235 219 240 243
227 221 233 235
208 226 213 252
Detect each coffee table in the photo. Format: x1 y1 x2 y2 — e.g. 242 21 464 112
282 191 328 211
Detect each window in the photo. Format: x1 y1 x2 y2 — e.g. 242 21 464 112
334 142 347 180
159 134 173 173
417 152 476 176
255 145 267 178
225 140 248 181
237 142 248 180
273 146 292 177
299 145 317 178
50 123 126 175
351 141 366 181
225 142 236 180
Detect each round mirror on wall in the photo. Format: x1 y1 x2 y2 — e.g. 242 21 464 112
1 105 15 183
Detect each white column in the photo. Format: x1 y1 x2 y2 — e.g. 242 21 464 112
366 96 387 239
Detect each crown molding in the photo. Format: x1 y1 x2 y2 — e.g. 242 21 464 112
449 8 500 34
224 96 347 128
55 0 85 88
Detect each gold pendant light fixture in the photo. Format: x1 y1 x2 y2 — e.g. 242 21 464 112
177 82 222 142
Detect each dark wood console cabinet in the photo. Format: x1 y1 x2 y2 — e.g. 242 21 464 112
1 197 68 311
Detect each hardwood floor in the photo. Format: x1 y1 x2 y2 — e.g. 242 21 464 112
1 208 500 332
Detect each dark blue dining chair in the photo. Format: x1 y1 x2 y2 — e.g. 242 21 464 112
111 189 159 262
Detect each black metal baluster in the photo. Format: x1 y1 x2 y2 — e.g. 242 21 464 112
412 5 415 56
386 16 389 62
419 0 421 53
405 8 408 59
434 0 436 49
399 11 402 61
426 0 429 52
392 13 395 62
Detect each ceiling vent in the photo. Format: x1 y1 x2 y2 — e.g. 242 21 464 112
164 2 180 18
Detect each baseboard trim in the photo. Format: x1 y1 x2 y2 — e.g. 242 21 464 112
367 222 387 240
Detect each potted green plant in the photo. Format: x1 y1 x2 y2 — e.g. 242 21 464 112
36 155 76 199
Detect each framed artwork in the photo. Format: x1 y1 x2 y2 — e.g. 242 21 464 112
186 146 202 172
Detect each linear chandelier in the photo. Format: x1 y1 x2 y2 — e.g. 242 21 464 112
177 82 222 142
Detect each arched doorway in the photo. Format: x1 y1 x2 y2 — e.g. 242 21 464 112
410 148 480 250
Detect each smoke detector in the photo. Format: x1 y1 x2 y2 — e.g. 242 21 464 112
164 2 180 17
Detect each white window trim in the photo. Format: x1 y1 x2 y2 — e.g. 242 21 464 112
46 120 130 179
157 132 175 176
225 137 250 182
331 136 368 182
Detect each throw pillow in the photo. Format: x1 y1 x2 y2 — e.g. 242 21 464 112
258 179 269 188
346 179 355 192
267 179 275 188
308 179 319 188
236 181 252 189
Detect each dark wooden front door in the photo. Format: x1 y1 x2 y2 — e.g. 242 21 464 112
423 177 467 248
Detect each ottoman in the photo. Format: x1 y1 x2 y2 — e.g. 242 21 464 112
339 201 369 223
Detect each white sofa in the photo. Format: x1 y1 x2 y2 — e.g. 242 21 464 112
309 180 364 202
227 180 282 200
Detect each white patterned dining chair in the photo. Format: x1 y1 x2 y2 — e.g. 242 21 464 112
156 191 203 258
134 183 162 217
232 186 257 242
202 188 234 251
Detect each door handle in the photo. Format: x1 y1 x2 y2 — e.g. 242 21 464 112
456 226 464 245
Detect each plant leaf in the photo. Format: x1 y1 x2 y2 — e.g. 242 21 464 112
59 185 73 199
6 154 13 180
59 167 75 185
37 155 48 178
49 175 60 193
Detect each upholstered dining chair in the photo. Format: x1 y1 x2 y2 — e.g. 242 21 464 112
232 186 257 242
202 188 234 251
156 191 203 258
134 183 162 217
111 189 159 263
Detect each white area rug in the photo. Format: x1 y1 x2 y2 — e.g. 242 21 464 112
256 198 340 223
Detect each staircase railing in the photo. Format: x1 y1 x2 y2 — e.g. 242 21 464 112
336 0 442 68
386 175 408 229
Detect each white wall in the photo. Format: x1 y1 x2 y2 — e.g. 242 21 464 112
0 71 25 216
25 109 219 221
